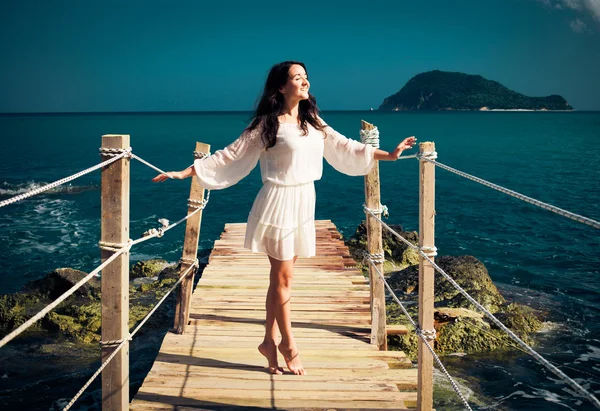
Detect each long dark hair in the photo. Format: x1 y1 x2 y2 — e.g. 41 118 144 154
248 61 326 150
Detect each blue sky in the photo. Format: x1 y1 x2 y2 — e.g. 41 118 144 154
1 0 598 112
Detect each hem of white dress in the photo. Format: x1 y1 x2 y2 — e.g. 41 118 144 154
242 245 315 262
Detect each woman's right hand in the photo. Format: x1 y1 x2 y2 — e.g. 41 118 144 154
152 172 176 182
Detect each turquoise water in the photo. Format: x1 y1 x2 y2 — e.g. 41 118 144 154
0 111 598 410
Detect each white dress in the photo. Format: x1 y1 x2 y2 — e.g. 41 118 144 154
193 118 376 261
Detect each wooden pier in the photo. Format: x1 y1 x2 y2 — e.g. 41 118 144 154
130 220 417 410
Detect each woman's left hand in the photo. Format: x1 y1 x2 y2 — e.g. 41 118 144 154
390 136 417 160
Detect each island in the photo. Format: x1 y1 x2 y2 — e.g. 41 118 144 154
379 70 573 111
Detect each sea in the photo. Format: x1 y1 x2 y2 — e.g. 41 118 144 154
0 111 598 410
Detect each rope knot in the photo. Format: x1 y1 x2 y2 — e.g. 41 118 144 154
363 203 389 218
359 127 380 148
194 150 211 159
418 151 438 160
98 239 132 253
188 198 208 210
179 257 200 270
418 328 437 341
420 246 438 257
362 251 385 265
99 147 133 158
99 335 132 348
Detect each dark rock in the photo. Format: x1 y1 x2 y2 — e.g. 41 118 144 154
24 268 100 300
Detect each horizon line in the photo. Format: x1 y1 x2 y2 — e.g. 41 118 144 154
1 109 598 115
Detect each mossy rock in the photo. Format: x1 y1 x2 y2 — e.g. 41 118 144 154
493 302 543 337
130 259 170 279
345 221 419 272
0 293 47 333
388 255 506 313
387 303 541 359
158 264 180 282
44 312 99 344
388 323 420 359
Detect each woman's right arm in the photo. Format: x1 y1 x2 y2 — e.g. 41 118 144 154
152 126 264 189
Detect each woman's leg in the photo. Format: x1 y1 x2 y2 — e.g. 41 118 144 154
266 255 305 375
258 256 284 374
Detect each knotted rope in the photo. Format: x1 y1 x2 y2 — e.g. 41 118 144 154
360 127 380 148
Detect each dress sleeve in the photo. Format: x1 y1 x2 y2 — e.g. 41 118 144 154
193 126 264 190
321 118 376 176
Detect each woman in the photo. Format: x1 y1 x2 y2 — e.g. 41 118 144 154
153 61 416 376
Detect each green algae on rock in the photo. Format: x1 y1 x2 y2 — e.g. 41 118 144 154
345 221 419 272
346 223 543 358
130 259 170 279
0 261 195 345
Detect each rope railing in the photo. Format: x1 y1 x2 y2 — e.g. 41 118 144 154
0 149 131 209
1 140 211 409
62 260 199 411
0 192 210 349
363 254 473 410
417 155 600 230
0 148 200 208
130 153 174 179
0 245 129 349
363 205 600 409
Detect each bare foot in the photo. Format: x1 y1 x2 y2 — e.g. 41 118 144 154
258 341 283 375
278 344 305 375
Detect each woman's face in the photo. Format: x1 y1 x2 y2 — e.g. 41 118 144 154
279 64 310 103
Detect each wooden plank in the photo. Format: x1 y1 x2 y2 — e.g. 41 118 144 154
134 387 415 402
131 220 416 409
146 365 417 381
131 397 415 410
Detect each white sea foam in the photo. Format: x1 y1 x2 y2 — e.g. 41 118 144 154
574 345 600 364
0 180 98 197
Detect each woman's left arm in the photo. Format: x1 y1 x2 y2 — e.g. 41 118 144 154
373 137 417 161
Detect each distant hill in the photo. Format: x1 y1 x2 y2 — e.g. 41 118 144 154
379 70 573 111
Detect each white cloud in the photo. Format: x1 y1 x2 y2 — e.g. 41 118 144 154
570 18 590 31
583 0 600 21
562 0 583 11
537 0 600 28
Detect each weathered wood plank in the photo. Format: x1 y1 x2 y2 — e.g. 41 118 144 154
132 220 415 410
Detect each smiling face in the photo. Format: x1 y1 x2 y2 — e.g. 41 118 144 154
279 64 310 104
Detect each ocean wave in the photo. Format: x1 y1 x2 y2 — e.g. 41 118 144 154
0 181 98 198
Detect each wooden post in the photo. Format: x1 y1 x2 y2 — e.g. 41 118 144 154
100 135 130 411
362 120 387 351
174 142 210 334
417 141 435 411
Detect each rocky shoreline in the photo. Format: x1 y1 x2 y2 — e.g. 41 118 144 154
0 257 207 410
344 222 544 359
